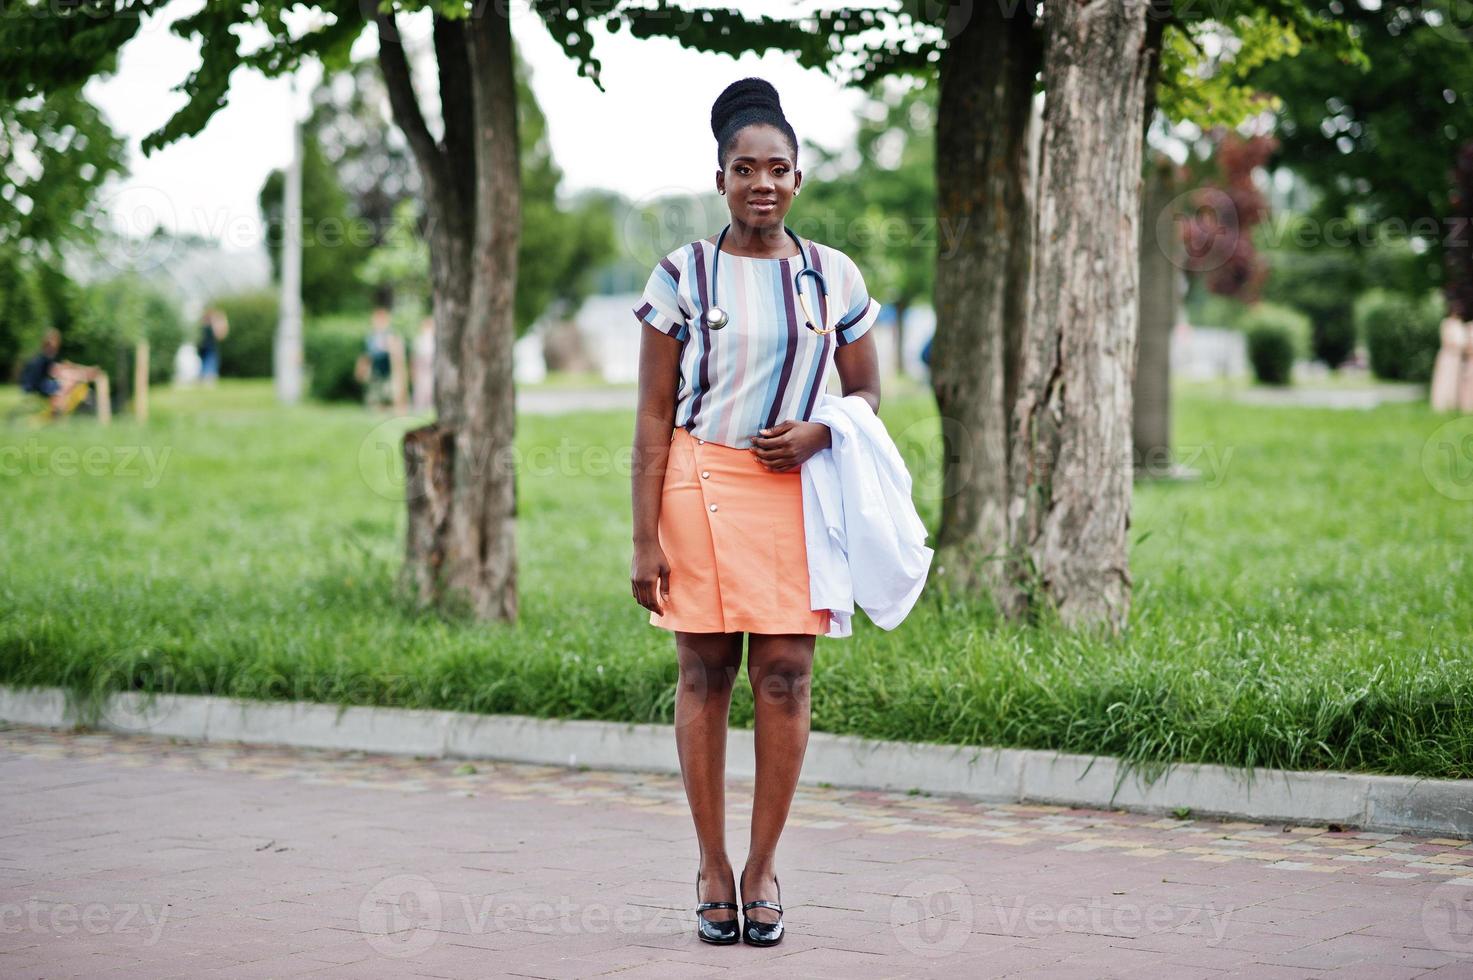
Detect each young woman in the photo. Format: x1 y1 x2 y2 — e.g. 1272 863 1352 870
629 77 881 947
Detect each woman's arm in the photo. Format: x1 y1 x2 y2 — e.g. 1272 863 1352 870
749 330 882 469
833 329 881 415
630 323 682 614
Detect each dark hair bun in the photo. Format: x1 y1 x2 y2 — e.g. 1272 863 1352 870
711 77 798 170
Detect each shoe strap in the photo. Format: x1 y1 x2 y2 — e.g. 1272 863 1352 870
697 901 738 911
743 900 783 913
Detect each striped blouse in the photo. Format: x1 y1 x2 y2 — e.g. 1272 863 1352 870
632 236 880 450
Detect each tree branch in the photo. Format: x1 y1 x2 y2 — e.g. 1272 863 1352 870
434 13 476 215
375 10 445 200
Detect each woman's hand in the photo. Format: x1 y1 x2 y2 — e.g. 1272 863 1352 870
749 419 830 472
631 541 671 614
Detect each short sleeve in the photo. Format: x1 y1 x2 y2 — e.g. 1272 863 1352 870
633 253 690 342
835 254 880 347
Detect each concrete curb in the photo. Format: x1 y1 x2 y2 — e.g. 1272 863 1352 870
3 685 1469 839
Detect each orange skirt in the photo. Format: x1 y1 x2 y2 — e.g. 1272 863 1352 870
649 426 831 635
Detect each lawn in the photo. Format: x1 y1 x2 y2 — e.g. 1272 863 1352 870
1 378 1469 783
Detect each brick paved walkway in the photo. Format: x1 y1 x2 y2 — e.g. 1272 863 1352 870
2 725 1471 978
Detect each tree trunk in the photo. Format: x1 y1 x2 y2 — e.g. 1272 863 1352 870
1003 0 1154 633
378 10 520 621
929 0 1040 601
1134 152 1179 476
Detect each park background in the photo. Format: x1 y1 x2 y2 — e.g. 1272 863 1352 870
2 1 1471 785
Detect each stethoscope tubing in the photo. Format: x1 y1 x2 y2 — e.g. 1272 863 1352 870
703 223 836 334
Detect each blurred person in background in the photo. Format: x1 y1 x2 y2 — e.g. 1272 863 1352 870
1461 316 1473 414
355 304 405 413
1431 313 1465 412
19 329 101 417
198 307 229 386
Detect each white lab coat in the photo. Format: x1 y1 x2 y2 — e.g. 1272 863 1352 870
800 393 934 638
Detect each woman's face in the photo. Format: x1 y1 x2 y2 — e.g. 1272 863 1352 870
717 125 801 227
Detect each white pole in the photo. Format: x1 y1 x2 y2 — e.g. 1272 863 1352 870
275 74 305 404
134 339 149 424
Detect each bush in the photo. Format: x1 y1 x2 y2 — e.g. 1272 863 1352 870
305 327 366 402
65 276 187 387
1363 240 1440 297
1239 301 1312 360
1185 289 1251 330
135 288 187 383
304 312 417 403
1246 325 1295 385
1358 289 1441 382
212 290 279 378
0 255 50 383
1314 315 1356 369
1260 247 1361 367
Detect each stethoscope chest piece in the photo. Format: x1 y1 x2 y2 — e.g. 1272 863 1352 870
705 222 834 334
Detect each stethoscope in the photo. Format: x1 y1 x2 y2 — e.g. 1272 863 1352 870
702 223 836 334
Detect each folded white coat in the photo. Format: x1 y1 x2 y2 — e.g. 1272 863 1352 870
800 392 934 638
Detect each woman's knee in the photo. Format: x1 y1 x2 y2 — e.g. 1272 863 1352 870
676 632 742 694
747 635 814 711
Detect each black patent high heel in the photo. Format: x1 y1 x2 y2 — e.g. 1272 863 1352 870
741 871 784 946
695 868 739 945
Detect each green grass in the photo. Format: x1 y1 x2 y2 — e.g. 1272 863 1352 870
2 378 1470 784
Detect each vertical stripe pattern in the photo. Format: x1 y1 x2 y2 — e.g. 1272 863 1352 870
631 236 881 450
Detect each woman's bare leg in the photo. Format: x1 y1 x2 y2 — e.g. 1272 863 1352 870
675 630 744 921
741 631 815 923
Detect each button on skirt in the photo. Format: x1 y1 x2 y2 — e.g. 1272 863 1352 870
649 426 831 635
